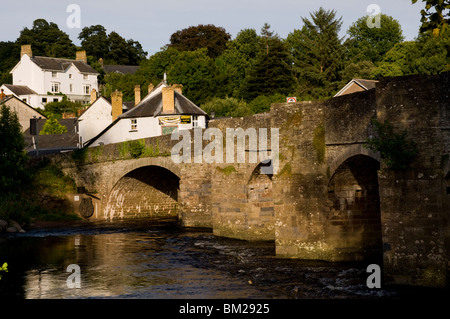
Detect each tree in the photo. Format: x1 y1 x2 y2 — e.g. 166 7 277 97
412 0 450 35
79 26 147 65
169 24 231 58
17 19 76 58
78 25 109 60
286 7 345 99
216 28 260 97
0 104 29 193
372 28 449 78
40 115 68 135
345 14 404 63
241 25 294 101
200 96 251 118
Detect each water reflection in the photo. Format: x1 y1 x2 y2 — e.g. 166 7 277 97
0 218 439 299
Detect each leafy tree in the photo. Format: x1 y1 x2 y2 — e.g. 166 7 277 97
17 19 76 58
78 25 109 60
286 7 344 99
165 48 218 104
345 14 404 63
0 104 29 193
169 24 231 58
200 96 251 117
248 93 286 114
217 28 260 97
339 60 377 84
241 25 294 101
372 28 449 78
79 26 147 65
42 98 84 118
412 0 450 35
39 115 68 135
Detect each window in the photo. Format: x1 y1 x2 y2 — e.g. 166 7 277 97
83 85 90 95
192 115 199 128
69 74 73 79
53 98 58 102
22 98 27 103
83 74 88 80
42 98 47 103
51 82 60 93
52 71 57 78
130 119 137 131
70 84 73 92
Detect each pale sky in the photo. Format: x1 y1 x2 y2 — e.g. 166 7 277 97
1 0 425 57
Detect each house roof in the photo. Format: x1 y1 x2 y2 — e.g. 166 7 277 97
31 56 99 74
24 118 79 155
2 84 38 95
0 94 46 118
103 65 140 75
334 78 379 97
119 90 207 119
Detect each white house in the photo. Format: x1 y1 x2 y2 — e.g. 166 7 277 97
5 45 99 109
85 82 207 147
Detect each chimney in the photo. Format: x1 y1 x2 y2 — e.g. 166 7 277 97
111 90 123 121
134 85 141 106
20 44 32 58
148 83 154 94
76 50 87 63
172 84 183 95
0 89 5 100
90 88 97 104
162 86 175 114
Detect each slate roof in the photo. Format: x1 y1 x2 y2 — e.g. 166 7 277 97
119 90 207 119
24 118 79 156
31 56 99 74
103 65 140 75
2 84 38 95
353 79 378 90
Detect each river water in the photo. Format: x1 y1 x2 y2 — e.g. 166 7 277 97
0 217 441 299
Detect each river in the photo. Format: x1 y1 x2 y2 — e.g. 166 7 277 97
0 217 442 299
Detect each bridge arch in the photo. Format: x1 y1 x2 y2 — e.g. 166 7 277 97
326 154 382 261
104 162 180 220
328 144 380 181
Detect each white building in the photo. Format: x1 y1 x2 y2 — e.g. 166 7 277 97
3 45 99 109
85 82 207 147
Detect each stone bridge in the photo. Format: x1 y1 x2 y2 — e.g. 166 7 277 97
51 73 450 288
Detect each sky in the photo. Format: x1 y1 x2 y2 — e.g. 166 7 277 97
0 0 425 57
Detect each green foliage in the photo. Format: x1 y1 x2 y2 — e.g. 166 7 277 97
0 263 7 280
216 165 237 175
201 96 251 118
39 115 68 135
248 93 286 114
0 104 29 193
42 98 83 118
412 0 450 35
286 7 344 99
30 162 76 198
169 24 231 58
79 25 147 65
71 147 88 164
345 14 404 63
128 139 145 158
17 19 76 58
365 120 418 170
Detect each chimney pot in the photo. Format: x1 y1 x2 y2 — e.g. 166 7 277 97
76 50 87 63
172 84 183 95
111 90 123 121
20 44 32 58
148 83 154 94
134 85 141 106
162 87 175 114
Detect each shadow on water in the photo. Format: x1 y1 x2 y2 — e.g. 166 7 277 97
0 217 447 299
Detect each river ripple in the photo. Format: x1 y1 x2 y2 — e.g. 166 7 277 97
0 217 434 299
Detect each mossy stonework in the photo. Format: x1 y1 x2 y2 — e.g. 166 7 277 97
51 73 449 288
